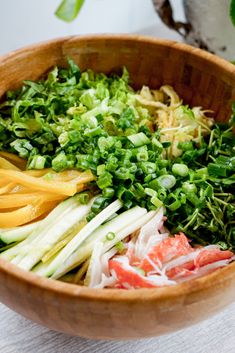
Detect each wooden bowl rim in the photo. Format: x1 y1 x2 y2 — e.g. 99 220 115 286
1 258 235 302
1 34 235 75
0 34 234 303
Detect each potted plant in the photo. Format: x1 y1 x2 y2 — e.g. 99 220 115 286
152 0 235 60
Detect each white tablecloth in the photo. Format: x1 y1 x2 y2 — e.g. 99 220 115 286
1 303 234 353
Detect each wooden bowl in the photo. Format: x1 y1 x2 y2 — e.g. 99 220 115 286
0 35 235 340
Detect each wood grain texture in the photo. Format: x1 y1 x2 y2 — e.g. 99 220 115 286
0 35 235 340
1 303 235 353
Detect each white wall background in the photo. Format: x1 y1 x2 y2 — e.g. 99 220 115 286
0 0 184 55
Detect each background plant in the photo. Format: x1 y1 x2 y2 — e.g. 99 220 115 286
55 0 235 26
231 0 235 25
55 0 85 22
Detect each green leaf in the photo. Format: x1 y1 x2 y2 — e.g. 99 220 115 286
55 0 85 22
230 0 235 26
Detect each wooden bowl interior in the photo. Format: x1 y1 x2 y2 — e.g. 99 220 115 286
0 35 235 340
1 36 235 122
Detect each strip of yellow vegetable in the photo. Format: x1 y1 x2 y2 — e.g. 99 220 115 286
41 220 87 263
58 170 87 180
73 259 90 284
0 151 27 170
9 185 34 194
24 169 52 177
0 169 78 196
0 182 16 195
41 170 95 182
0 192 66 208
71 170 96 185
0 157 20 171
41 235 74 263
25 170 94 182
0 170 94 196
59 274 77 283
10 183 86 195
0 178 12 187
0 200 58 228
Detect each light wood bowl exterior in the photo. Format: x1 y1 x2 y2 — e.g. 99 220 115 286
0 35 235 340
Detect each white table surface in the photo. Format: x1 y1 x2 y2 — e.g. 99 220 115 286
1 302 235 353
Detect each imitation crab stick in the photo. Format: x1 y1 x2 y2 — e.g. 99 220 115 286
139 232 192 273
107 232 234 289
110 259 157 288
166 248 234 280
109 256 175 289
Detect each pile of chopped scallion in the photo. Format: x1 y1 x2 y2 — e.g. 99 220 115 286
0 60 234 250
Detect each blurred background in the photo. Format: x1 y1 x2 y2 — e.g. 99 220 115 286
0 0 234 59
0 0 184 55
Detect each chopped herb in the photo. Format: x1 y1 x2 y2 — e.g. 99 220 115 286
0 61 234 250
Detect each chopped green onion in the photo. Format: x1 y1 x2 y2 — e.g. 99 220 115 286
136 147 148 161
208 163 229 177
152 137 163 152
28 155 46 170
172 163 189 177
145 188 163 208
115 241 125 252
78 192 90 205
106 232 116 241
84 126 103 138
157 175 176 189
97 172 113 189
128 132 150 147
178 141 194 151
182 182 197 194
102 187 115 198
